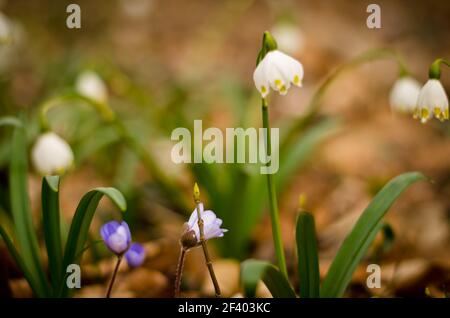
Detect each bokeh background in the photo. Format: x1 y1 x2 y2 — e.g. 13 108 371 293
0 0 450 297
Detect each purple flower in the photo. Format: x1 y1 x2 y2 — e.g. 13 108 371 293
100 221 131 255
186 203 227 242
125 243 146 268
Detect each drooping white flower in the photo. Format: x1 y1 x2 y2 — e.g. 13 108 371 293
253 50 304 98
31 132 74 175
414 79 449 123
0 12 12 43
185 203 227 242
75 71 108 104
270 23 304 55
389 76 421 113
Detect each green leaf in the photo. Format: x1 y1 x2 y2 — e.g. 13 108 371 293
60 187 126 297
296 211 320 298
42 175 63 295
241 259 296 298
8 122 50 297
0 224 43 296
321 172 426 298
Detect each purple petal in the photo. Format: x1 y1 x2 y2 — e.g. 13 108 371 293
125 243 146 268
100 220 132 255
100 221 121 242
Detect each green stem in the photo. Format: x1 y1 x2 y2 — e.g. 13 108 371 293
429 58 450 79
261 99 287 278
106 255 122 298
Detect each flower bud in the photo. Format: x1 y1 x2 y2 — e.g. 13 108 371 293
100 221 132 255
180 230 198 249
31 132 74 176
125 243 146 268
76 70 108 104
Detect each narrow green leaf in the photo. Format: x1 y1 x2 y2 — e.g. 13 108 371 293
321 172 426 298
0 224 44 297
42 175 63 295
296 211 320 298
60 187 126 296
9 123 49 296
241 259 296 298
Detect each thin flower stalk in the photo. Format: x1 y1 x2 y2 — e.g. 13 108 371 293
193 183 221 297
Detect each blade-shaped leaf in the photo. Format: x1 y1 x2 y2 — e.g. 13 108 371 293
8 121 49 296
42 175 63 295
321 172 426 298
241 259 296 298
296 211 320 298
60 187 126 296
0 224 44 296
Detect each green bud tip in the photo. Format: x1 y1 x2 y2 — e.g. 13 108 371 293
193 182 200 201
429 59 442 80
256 31 278 66
262 31 278 52
298 194 307 211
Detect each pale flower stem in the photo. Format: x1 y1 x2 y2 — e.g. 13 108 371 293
262 98 288 278
106 255 122 298
195 200 221 297
174 247 187 297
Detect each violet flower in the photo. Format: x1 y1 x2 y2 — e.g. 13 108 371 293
125 243 146 268
185 203 227 243
100 221 131 255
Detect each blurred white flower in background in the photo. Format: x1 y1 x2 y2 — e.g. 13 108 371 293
253 50 304 98
0 11 12 43
76 71 108 104
31 132 74 175
0 11 25 73
414 79 449 123
119 0 155 19
270 22 304 55
185 203 227 242
389 76 421 113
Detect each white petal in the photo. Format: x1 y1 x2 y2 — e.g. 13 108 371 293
389 77 421 112
76 71 108 104
263 51 290 94
31 132 74 175
253 58 269 98
417 79 449 121
269 50 303 87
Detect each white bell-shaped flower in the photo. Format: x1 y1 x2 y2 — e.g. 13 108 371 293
253 50 304 98
75 71 108 104
0 12 12 43
185 203 227 242
31 132 74 175
389 77 421 113
414 79 449 123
